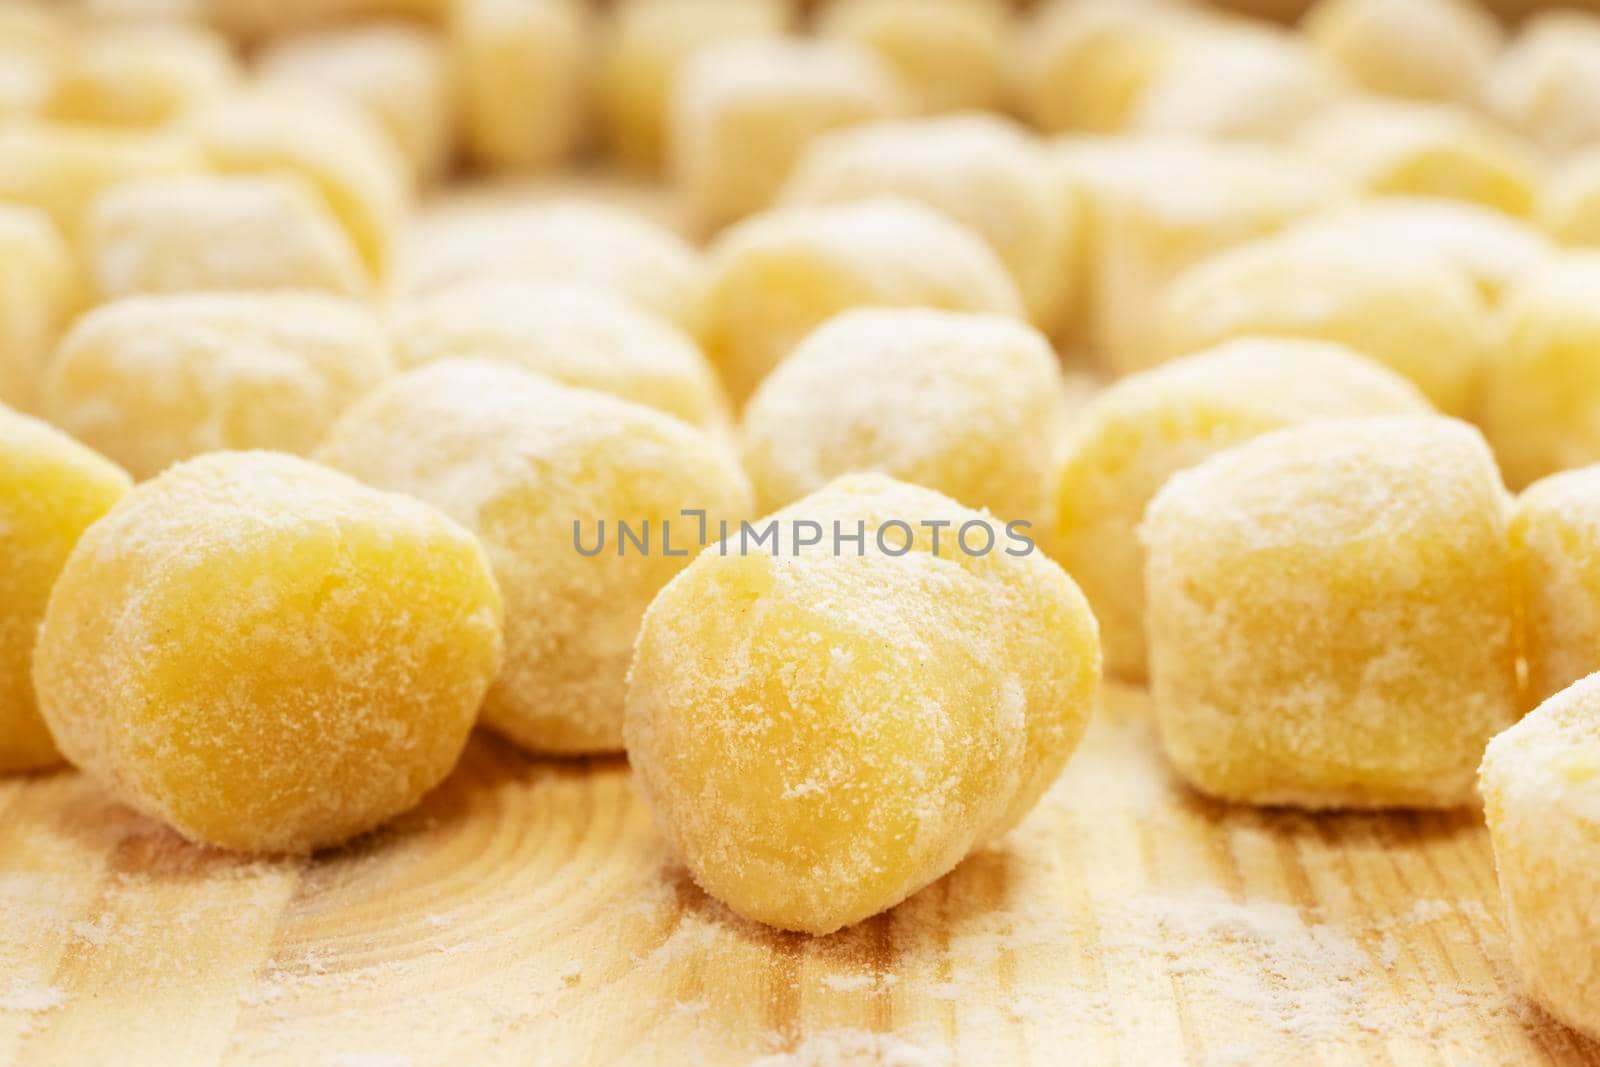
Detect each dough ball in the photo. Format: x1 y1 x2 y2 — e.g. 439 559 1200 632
82 174 368 299
258 21 457 185
190 85 411 278
1128 24 1350 143
1053 338 1432 683
816 0 1009 115
453 0 589 171
597 0 790 174
1054 136 1337 370
317 359 752 754
1284 197 1553 304
1294 98 1540 218
0 406 130 772
1543 147 1600 247
1481 671 1600 1043
740 307 1060 525
1511 469 1600 708
1302 0 1500 105
670 37 904 232
703 196 1023 405
1014 0 1221 134
1481 255 1600 490
394 200 708 341
625 474 1100 934
1487 11 1600 157
33 450 503 853
46 21 237 129
1143 415 1518 808
0 204 76 412
1158 231 1489 415
781 114 1075 336
391 278 728 429
42 292 393 481
0 122 203 240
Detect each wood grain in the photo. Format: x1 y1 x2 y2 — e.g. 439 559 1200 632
2 683 1596 1066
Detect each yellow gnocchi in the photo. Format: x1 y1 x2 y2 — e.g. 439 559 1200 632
782 114 1076 337
191 85 411 277
83 174 367 299
1143 416 1518 808
1301 0 1500 105
0 203 76 412
395 201 709 341
625 474 1100 934
43 292 392 480
33 450 503 853
318 359 753 755
597 0 790 173
453 0 589 171
1510 468 1600 708
1158 231 1489 414
703 196 1024 405
1481 672 1600 1043
391 278 728 429
258 21 457 185
1294 98 1540 217
816 0 1009 115
1053 337 1432 682
740 307 1061 523
670 37 904 232
1480 255 1600 490
0 406 130 773
1056 137 1338 370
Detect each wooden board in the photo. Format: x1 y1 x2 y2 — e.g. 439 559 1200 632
3 682 1598 1066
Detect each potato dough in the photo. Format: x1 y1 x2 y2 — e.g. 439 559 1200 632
1015 0 1219 134
1295 98 1540 218
1158 231 1489 414
0 406 130 772
740 307 1060 524
1284 197 1552 304
258 21 457 184
47 22 237 128
43 293 392 480
1302 0 1500 105
191 86 411 277
625 474 1100 934
1054 137 1336 370
1481 256 1600 491
817 0 1009 115
703 197 1023 405
0 122 202 240
781 115 1075 337
1143 416 1518 808
33 451 503 853
1053 338 1432 682
391 278 728 428
1481 671 1600 1042
597 0 790 173
1487 11 1600 158
394 201 708 341
454 0 588 171
82 174 367 299
0 204 76 412
1511 469 1600 709
670 37 904 231
318 359 752 754
1543 148 1600 247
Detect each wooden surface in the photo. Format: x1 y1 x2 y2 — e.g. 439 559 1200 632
2 683 1597 1067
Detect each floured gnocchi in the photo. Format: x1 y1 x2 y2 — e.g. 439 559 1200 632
32 450 503 853
625 474 1100 934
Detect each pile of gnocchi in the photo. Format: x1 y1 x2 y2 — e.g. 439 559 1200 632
5 0 1600 1039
